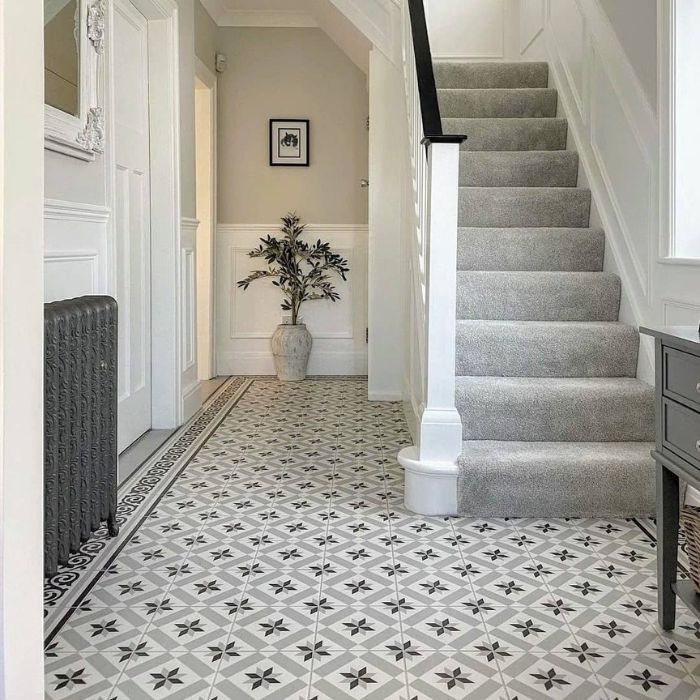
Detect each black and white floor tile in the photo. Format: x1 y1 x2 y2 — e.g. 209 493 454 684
44 378 700 699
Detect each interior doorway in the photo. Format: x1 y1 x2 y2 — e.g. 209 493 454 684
194 59 217 380
114 0 153 451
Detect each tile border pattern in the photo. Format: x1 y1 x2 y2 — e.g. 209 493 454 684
44 377 250 638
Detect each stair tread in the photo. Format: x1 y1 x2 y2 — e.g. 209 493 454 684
457 440 655 517
435 61 549 89
438 88 557 118
456 376 655 443
444 118 568 151
457 270 621 321
455 321 639 378
459 187 591 228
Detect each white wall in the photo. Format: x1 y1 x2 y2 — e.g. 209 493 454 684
425 0 519 61
215 26 369 376
367 48 406 399
0 0 46 696
519 0 699 383
598 0 657 111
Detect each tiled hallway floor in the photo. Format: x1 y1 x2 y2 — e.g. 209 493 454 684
44 378 700 699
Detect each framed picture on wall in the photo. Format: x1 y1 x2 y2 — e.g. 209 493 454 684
270 119 309 167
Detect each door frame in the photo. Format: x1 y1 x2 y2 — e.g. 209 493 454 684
106 0 183 433
0 2 46 696
194 56 217 380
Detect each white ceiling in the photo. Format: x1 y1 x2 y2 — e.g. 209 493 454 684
201 0 371 74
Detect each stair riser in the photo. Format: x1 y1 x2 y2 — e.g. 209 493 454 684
460 152 578 187
457 272 621 321
444 118 568 151
460 188 591 228
456 379 655 442
457 228 604 272
439 88 557 118
457 445 655 517
456 323 639 377
435 62 549 89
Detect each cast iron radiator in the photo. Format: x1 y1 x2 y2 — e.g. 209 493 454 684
44 296 119 576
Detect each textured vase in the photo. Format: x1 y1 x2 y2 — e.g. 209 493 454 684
271 324 313 381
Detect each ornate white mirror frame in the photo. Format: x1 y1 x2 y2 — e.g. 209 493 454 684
44 0 105 161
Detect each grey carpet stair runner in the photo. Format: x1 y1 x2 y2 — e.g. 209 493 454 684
438 61 654 517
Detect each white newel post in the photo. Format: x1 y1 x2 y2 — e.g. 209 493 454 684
400 140 463 516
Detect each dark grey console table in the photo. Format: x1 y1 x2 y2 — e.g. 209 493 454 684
640 325 700 630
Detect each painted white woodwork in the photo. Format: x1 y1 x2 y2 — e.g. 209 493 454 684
327 0 400 62
44 199 110 302
518 0 700 385
215 224 368 376
666 0 700 259
367 48 406 401
194 60 217 381
0 0 46 695
396 0 463 515
425 0 509 61
44 0 106 161
114 0 152 451
117 0 183 432
181 217 201 421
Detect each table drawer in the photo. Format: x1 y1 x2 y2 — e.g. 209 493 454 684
663 398 700 471
664 347 700 412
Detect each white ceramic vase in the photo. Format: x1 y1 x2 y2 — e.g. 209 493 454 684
271 324 312 381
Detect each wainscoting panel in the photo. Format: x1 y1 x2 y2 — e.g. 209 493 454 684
520 0 700 384
426 0 506 61
44 199 111 303
181 218 200 421
216 224 368 375
662 299 700 327
519 0 545 55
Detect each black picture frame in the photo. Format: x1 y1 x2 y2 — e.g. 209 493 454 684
269 119 310 167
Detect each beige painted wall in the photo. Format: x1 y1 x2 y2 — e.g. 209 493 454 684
217 27 369 224
599 0 657 110
195 0 218 73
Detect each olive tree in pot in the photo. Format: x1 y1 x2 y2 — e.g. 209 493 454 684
237 213 349 381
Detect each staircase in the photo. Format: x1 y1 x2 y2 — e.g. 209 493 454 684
437 62 656 517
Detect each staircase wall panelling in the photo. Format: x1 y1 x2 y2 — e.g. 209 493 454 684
216 224 368 376
520 0 700 384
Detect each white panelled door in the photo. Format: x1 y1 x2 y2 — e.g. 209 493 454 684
114 0 152 451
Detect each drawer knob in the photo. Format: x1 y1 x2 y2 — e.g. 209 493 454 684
697 440 700 453
697 382 700 393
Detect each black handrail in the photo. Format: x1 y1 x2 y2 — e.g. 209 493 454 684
407 0 467 145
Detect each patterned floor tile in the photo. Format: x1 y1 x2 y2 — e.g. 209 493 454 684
400 606 490 651
565 606 670 654
499 652 605 699
45 379 700 700
405 651 506 700
230 607 319 652
594 653 700 699
314 605 402 651
140 606 232 651
309 650 407 699
481 605 579 653
53 606 150 652
111 651 216 700
212 652 311 699
45 652 126 700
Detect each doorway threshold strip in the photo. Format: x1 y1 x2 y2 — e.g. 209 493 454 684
44 376 252 638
